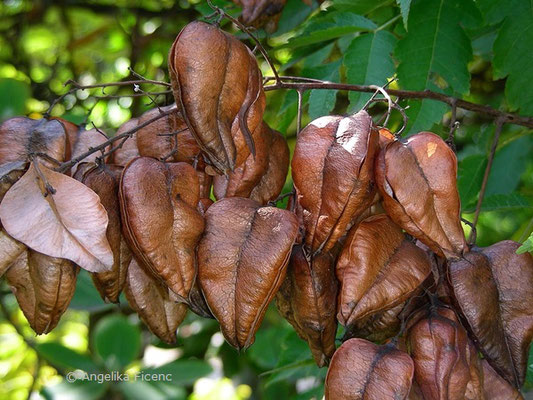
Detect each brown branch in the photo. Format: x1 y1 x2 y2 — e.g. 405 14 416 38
470 117 506 239
65 78 170 90
263 80 533 129
57 108 173 173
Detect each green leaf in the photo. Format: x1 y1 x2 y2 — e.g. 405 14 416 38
344 30 397 111
395 0 480 94
463 193 533 213
486 136 533 196
332 0 390 14
284 12 376 48
304 61 341 119
518 232 533 254
41 381 108 400
146 359 213 386
493 12 533 115
275 0 318 36
69 270 113 312
0 78 30 122
291 384 325 400
458 154 487 207
247 327 286 370
118 381 186 400
93 315 141 371
476 0 531 24
36 342 100 373
396 0 412 27
403 98 448 135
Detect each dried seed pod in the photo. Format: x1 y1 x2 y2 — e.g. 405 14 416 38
196 168 213 200
120 157 204 303
0 229 26 277
70 128 111 174
276 245 338 366
448 240 533 388
0 160 27 202
0 117 68 167
213 122 271 199
233 0 287 32
169 21 265 173
197 198 213 216
111 118 140 167
375 132 467 259
81 165 132 303
482 360 524 400
124 257 187 344
136 105 201 163
5 250 78 334
325 338 414 400
249 127 290 204
213 124 289 204
50 117 79 158
198 197 298 349
0 163 114 272
336 214 431 335
292 111 378 254
407 306 484 400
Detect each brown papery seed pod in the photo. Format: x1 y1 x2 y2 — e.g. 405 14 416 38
482 359 524 400
5 250 78 334
325 338 414 400
448 240 533 388
336 214 431 335
198 197 298 350
292 110 378 254
0 117 68 168
169 21 265 173
124 257 187 344
111 118 140 167
276 245 338 367
120 157 205 305
136 105 201 163
81 164 132 303
375 132 467 259
407 306 484 400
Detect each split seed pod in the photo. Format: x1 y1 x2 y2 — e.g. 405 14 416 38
407 306 484 400
292 110 378 254
375 132 467 259
198 197 298 349
0 229 26 277
169 21 266 173
80 164 132 303
5 250 78 334
276 245 338 366
120 157 205 305
448 240 533 388
213 123 289 204
325 338 414 400
232 0 287 32
124 258 187 344
336 214 431 337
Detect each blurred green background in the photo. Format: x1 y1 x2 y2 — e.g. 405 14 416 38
0 0 532 399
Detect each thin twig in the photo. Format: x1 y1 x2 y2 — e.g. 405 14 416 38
268 190 295 207
65 78 170 90
447 98 459 151
263 80 533 129
26 354 42 400
57 108 173 173
461 217 477 247
470 117 506 237
296 89 304 135
366 99 409 136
